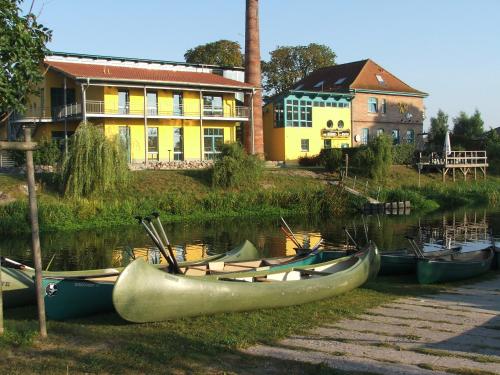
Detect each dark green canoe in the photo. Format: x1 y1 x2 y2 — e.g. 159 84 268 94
417 247 494 284
112 243 380 323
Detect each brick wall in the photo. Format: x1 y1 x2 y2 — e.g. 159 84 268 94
351 92 424 146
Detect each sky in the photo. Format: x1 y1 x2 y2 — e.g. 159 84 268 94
26 0 500 130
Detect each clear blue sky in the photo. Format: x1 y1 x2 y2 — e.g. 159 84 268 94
28 0 500 130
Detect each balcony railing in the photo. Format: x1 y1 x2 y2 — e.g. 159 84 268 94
84 101 249 119
11 107 52 122
52 103 82 119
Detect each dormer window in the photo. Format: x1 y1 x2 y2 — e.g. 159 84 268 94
295 84 304 90
334 77 346 85
313 81 325 89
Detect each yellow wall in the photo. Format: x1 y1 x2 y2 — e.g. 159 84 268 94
34 121 79 140
263 102 352 162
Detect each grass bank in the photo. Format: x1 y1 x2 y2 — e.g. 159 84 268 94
0 275 460 374
0 169 362 235
378 166 500 211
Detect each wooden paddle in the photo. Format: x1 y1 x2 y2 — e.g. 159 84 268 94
151 212 181 274
135 216 176 272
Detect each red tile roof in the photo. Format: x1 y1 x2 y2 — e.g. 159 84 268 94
45 60 253 89
293 59 426 96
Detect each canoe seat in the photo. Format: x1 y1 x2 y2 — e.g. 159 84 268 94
222 260 263 272
298 269 330 277
184 266 207 276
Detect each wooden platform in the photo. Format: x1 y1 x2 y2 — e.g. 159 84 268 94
417 151 488 182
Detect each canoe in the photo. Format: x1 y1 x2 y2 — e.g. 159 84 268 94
379 240 491 276
1 240 260 309
41 245 350 320
417 247 494 284
492 241 500 270
112 242 380 323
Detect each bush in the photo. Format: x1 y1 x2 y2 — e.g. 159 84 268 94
392 143 416 165
353 135 392 181
61 122 129 198
211 143 264 188
298 155 321 167
34 138 62 166
319 148 343 172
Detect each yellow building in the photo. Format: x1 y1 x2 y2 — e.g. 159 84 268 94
5 52 255 163
263 90 353 162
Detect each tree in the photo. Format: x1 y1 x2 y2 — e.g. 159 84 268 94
452 110 484 149
428 109 449 150
453 110 484 139
184 40 244 67
0 0 51 122
262 43 336 96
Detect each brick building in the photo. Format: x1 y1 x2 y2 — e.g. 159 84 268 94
292 59 427 147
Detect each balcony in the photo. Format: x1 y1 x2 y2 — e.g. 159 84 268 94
85 101 249 120
12 102 250 122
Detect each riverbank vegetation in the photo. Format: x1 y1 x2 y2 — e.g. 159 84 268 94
0 275 459 374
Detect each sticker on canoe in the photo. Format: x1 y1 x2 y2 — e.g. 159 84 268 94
45 283 58 297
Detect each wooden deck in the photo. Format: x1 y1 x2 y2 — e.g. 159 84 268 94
417 151 488 182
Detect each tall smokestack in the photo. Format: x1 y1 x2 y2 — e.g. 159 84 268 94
244 0 264 155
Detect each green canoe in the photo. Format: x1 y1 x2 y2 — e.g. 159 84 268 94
41 244 350 320
2 240 260 309
380 241 489 276
417 247 494 284
112 243 380 323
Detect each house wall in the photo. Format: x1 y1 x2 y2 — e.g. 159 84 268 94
351 92 424 146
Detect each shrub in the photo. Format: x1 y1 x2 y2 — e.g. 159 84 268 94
353 135 392 181
392 143 416 165
298 155 321 167
61 122 129 198
319 148 343 172
10 137 62 167
211 142 263 188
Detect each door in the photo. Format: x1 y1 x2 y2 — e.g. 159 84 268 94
119 126 131 163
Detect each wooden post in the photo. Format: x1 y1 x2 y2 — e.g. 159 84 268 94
23 127 47 338
0 253 3 336
344 153 349 177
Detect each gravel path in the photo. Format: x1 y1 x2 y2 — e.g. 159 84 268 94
244 276 500 374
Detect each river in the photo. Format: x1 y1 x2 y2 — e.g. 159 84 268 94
1 208 499 271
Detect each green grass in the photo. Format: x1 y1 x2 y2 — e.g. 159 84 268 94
0 169 353 235
0 276 447 374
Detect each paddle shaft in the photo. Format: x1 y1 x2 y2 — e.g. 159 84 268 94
280 227 301 248
281 217 301 247
152 215 181 274
139 219 175 270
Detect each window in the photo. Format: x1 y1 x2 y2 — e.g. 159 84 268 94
313 80 324 89
118 90 129 114
406 129 415 144
361 128 369 145
324 139 332 149
204 128 224 160
173 92 183 116
147 91 158 116
295 84 304 90
301 139 309 152
284 98 312 127
376 74 385 84
274 103 284 127
173 128 184 160
334 77 347 85
338 120 344 129
376 128 384 137
203 95 223 116
341 143 349 148
327 120 334 128
368 97 378 113
381 99 387 114
148 127 159 160
392 129 400 145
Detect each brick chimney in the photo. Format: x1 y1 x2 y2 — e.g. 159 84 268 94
244 0 264 155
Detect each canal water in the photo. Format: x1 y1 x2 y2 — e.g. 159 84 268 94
1 208 499 271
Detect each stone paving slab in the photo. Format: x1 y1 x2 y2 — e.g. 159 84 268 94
243 275 500 374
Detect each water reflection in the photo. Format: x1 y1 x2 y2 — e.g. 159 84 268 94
0 208 498 271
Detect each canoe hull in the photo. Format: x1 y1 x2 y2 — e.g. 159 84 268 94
42 278 114 320
379 253 416 275
112 244 380 323
417 250 493 284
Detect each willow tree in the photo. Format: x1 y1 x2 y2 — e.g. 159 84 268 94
61 122 129 198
